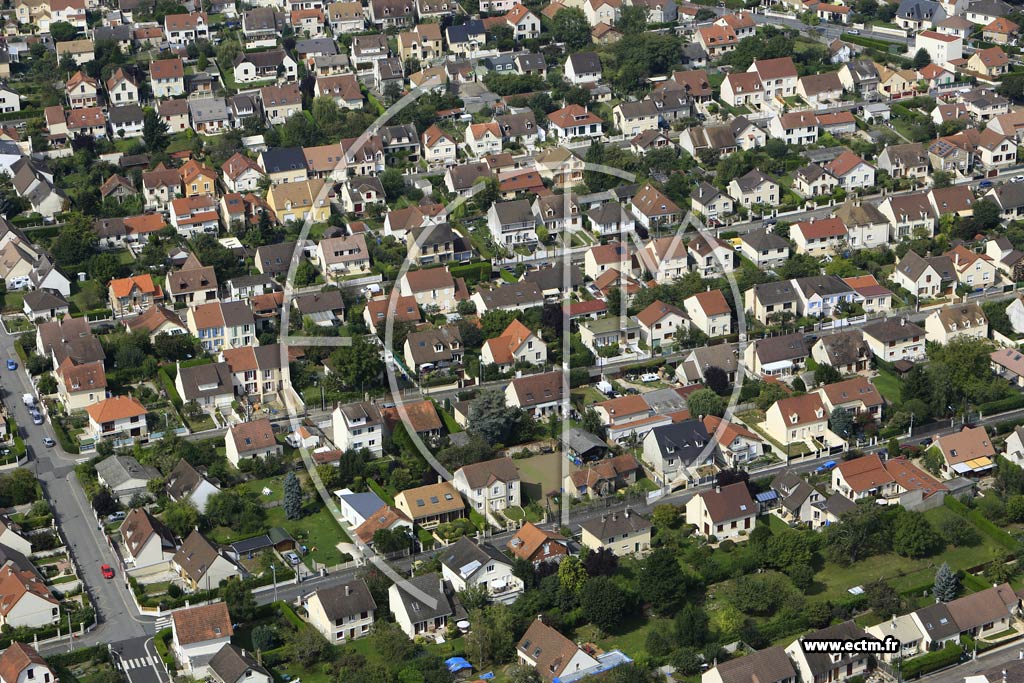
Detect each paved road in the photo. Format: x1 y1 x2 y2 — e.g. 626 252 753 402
111 635 167 683
0 328 156 652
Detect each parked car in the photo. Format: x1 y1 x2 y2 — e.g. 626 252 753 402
814 460 838 473
31 413 43 425
979 180 994 188
101 564 114 580
42 437 55 447
5 360 15 371
640 373 659 383
285 552 301 566
108 511 126 522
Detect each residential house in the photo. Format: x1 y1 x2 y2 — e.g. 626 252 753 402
685 482 756 541
439 537 523 604
170 602 233 676
305 580 376 643
579 510 652 557
393 482 464 528
861 318 926 361
925 302 988 344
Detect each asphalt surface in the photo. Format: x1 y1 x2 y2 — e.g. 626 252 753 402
0 328 158 654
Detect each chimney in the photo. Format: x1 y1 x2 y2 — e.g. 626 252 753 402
437 475 442 484
624 509 630 518
715 485 721 493
1002 671 1007 683
901 318 906 326
345 584 351 596
537 614 544 622
954 252 960 267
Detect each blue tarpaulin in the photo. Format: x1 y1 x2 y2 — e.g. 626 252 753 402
445 658 473 673
481 674 495 679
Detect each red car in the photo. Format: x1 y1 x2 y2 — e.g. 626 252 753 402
101 564 114 580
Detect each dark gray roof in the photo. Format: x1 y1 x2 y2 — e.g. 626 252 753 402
310 578 377 620
209 645 270 683
391 572 453 622
493 199 535 225
862 318 925 343
754 332 807 364
109 104 144 124
296 38 338 55
255 241 298 275
713 646 795 683
474 282 543 310
566 428 608 458
689 344 739 375
796 621 874 674
176 362 233 400
523 264 583 291
990 182 1024 210
446 19 484 44
794 275 855 299
294 290 345 315
742 228 789 252
733 169 775 193
897 0 944 21
516 53 546 72
752 281 798 307
567 51 601 74
166 459 214 501
439 537 511 578
914 602 960 639
579 509 651 539
816 329 869 367
261 147 307 174
22 290 67 312
96 455 160 489
647 419 713 465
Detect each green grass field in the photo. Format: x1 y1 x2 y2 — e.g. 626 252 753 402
873 368 903 405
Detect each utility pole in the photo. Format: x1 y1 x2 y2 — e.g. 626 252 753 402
271 564 278 603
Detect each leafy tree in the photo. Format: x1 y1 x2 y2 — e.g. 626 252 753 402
687 388 725 418
558 555 588 596
221 579 257 622
50 213 98 269
973 199 1002 231
674 603 709 647
639 547 685 615
205 490 267 534
251 625 281 652
829 408 854 438
552 7 591 50
91 488 118 516
283 471 303 520
671 648 702 676
162 499 200 538
583 547 619 577
143 108 169 153
581 576 629 631
507 665 542 683
778 253 822 279
581 406 606 439
864 579 901 617
704 366 730 395
912 48 931 69
892 510 942 558
465 604 519 665
373 527 413 554
328 337 383 390
616 4 648 33
814 364 841 386
50 21 79 42
153 333 198 362
288 627 330 667
984 549 1017 584
933 562 959 602
459 584 490 611
469 389 532 446
824 504 892 565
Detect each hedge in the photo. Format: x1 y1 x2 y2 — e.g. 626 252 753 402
10 420 24 459
944 496 1020 552
159 368 183 409
449 260 492 285
901 643 963 679
50 416 79 454
47 645 109 668
278 601 305 630
978 393 1024 415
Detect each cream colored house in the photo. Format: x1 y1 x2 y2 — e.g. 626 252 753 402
684 290 732 338
397 268 458 314
924 303 988 345
685 482 756 541
56 359 106 412
0 566 59 628
862 318 926 362
305 579 376 643
763 393 829 448
579 510 651 557
481 319 547 370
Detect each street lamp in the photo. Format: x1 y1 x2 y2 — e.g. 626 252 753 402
271 564 278 603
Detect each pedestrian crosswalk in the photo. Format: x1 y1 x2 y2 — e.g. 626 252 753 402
121 656 158 671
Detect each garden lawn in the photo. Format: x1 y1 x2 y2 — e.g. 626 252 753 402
873 368 903 405
515 451 566 504
808 506 1003 602
584 614 673 659
264 504 352 568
